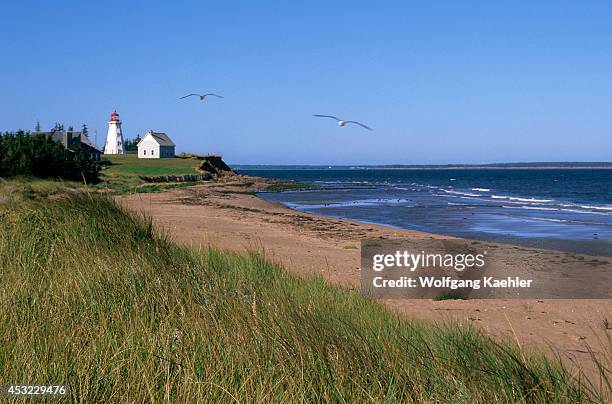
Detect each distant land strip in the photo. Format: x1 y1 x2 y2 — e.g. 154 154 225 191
233 162 612 170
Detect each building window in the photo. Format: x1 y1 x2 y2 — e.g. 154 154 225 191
144 150 146 155
151 149 154 155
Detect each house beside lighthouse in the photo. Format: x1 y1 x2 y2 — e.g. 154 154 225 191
103 111 124 154
137 130 176 158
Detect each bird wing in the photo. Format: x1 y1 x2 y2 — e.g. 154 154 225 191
345 121 373 131
313 114 340 121
204 93 224 98
179 94 200 99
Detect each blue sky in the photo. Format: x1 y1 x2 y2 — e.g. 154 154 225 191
1 1 610 164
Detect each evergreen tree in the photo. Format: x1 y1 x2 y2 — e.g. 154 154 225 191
81 124 89 137
35 120 41 132
123 134 142 152
69 143 100 184
0 132 100 183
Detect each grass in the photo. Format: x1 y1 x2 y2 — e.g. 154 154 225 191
0 176 199 199
0 177 84 200
95 154 201 194
98 180 201 195
0 190 609 402
103 154 199 176
2 154 215 196
0 154 210 198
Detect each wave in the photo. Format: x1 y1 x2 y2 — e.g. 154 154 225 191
471 188 491 192
500 204 611 216
312 180 372 185
501 204 611 216
560 208 611 216
580 204 612 211
443 190 483 197
530 216 612 226
491 195 552 203
501 205 556 211
288 197 413 209
511 197 553 203
530 217 570 223
520 206 558 211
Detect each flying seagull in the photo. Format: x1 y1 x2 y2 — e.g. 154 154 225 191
180 93 224 101
312 114 373 131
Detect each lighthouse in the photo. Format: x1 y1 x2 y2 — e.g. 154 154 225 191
103 110 124 154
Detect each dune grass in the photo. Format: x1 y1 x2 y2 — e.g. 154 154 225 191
0 191 608 402
0 177 199 201
0 177 84 199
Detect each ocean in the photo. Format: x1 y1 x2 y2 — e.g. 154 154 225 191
236 168 612 256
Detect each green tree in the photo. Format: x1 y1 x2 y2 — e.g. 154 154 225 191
35 120 41 132
69 143 100 184
0 132 100 183
123 134 141 152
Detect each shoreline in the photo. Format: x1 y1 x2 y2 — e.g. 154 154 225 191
118 175 611 381
259 194 612 257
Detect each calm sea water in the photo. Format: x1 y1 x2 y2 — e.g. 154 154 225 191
237 168 612 256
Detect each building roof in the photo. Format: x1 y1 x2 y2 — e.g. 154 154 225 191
139 130 176 147
32 130 102 153
79 134 100 150
79 135 103 154
32 130 73 147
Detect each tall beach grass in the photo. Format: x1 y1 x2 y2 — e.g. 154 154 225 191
0 190 608 402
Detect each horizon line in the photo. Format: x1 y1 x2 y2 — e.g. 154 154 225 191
229 161 612 168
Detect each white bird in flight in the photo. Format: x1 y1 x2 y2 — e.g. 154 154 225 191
312 114 373 131
180 93 224 101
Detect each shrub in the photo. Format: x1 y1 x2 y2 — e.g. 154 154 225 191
0 131 99 182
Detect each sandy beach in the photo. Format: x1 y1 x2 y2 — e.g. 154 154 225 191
118 176 612 380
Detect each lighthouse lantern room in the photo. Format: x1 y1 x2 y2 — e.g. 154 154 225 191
103 110 124 154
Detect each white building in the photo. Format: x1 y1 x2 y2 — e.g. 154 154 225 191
137 130 176 158
103 111 124 154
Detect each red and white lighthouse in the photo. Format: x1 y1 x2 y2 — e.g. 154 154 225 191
103 110 124 154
